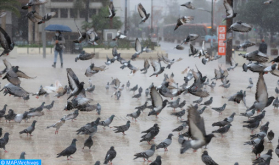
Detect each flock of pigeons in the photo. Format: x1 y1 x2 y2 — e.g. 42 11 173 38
0 0 279 165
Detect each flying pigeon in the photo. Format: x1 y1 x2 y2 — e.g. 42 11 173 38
181 2 195 9
235 40 255 50
174 16 194 30
37 12 56 24
148 87 168 117
150 59 165 77
112 31 126 41
0 28 14 57
181 34 199 44
228 21 252 32
86 28 99 45
105 1 116 19
131 38 142 60
140 59 150 74
223 0 237 21
75 51 95 62
22 0 48 9
66 68 85 100
57 139 77 160
189 44 199 57
239 50 268 63
104 146 117 164
138 3 150 23
73 19 86 43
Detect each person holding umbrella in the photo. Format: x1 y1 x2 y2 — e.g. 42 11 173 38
52 30 65 68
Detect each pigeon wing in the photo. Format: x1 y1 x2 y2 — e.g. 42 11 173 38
150 60 161 72
138 3 147 18
224 0 233 17
255 73 268 103
0 27 11 49
188 105 206 140
66 68 79 91
150 87 163 108
3 59 12 70
135 38 142 53
16 70 36 79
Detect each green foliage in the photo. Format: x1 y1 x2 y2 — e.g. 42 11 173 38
82 6 123 31
127 12 141 28
0 0 20 17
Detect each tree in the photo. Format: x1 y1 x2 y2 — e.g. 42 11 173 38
237 0 279 43
82 6 122 32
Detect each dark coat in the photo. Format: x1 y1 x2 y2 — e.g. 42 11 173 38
259 42 267 54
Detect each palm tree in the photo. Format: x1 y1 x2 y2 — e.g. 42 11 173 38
0 0 20 30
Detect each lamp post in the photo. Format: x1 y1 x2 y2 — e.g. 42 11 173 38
151 0 154 35
226 0 233 65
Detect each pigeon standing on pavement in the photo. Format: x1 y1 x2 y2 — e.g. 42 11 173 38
267 130 274 143
126 81 130 89
19 151 26 159
273 97 279 109
201 97 213 107
171 109 186 119
127 109 141 121
0 133 9 152
63 110 79 122
99 115 115 128
47 118 65 134
201 151 219 165
113 121 131 135
19 120 37 136
134 144 155 162
156 133 174 151
253 139 264 159
212 103 227 115
193 97 203 104
104 146 117 164
130 84 138 93
57 139 77 160
149 155 162 165
212 123 232 137
83 135 93 150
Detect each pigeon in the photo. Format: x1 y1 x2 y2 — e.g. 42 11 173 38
105 55 115 65
55 85 68 98
241 109 255 118
85 84 95 93
201 151 219 165
105 82 110 90
76 118 99 135
223 112 235 123
85 64 107 77
193 97 203 104
150 59 165 77
276 143 279 159
212 124 232 137
26 10 43 23
46 118 65 134
138 3 150 23
127 109 141 121
130 85 138 93
156 133 174 151
0 133 9 152
134 144 155 162
113 121 131 135
253 73 268 112
112 31 126 41
198 106 207 114
135 102 148 112
63 110 79 122
73 19 86 43
99 115 115 128
244 134 265 146
126 81 130 89
267 130 274 143
37 12 56 24
132 92 142 99
243 120 260 134
0 27 14 56
145 88 150 97
168 98 181 111
149 155 162 165
172 122 187 134
22 0 48 9
66 68 85 100
0 104 7 119
171 109 186 119
131 38 142 60
228 21 252 32
208 81 216 89
235 40 255 50
263 0 272 4
247 78 254 90
4 109 16 122
174 16 194 30
29 102 45 112
115 90 121 100
141 124 160 144
105 1 116 19
227 90 247 107
212 103 227 115
83 135 93 150
181 34 199 44
180 105 215 153
141 59 150 74
148 87 168 117
201 97 213 106
181 2 195 9
44 101 55 111
19 151 26 159
104 146 117 164
276 87 279 95
223 0 237 21
253 139 264 159
239 50 268 63
178 100 186 109
87 28 99 45
57 139 77 160
189 44 199 57
273 97 279 109
75 51 95 62
212 120 229 128
19 120 37 136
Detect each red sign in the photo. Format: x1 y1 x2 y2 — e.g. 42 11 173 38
218 25 226 56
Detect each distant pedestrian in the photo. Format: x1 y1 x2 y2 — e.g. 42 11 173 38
52 30 65 68
259 39 267 54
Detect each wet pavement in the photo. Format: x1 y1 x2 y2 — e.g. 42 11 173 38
0 42 278 165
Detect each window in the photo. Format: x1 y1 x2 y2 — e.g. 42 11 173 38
88 9 96 17
51 9 58 18
79 10 87 18
70 9 77 18
107 33 112 40
60 8 68 18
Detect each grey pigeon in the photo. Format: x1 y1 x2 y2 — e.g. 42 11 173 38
127 109 141 121
94 161 100 165
212 120 229 127
150 59 165 77
211 103 227 115
63 110 79 121
130 84 138 92
134 144 155 161
156 133 173 151
180 105 214 154
253 139 264 159
104 146 116 164
172 122 187 134
47 118 65 134
29 102 45 112
137 3 150 23
247 78 253 90
193 97 203 104
113 121 131 135
0 133 9 152
267 130 274 143
239 50 268 63
57 139 77 160
149 155 162 165
116 90 121 100
83 135 93 150
0 104 7 119
198 106 207 114
243 120 260 134
178 100 186 109
212 123 232 137
126 81 130 89
19 151 26 159
225 112 236 123
208 81 216 89
273 97 279 109
76 118 100 135
244 134 265 146
201 97 213 106
44 101 55 110
201 151 218 165
138 87 143 94
19 120 37 136
252 149 273 164
145 88 150 97
171 109 185 119
276 143 279 159
148 87 168 117
132 92 142 99
135 102 148 112
141 124 160 144
99 115 115 128
96 103 101 115
276 87 279 95
85 84 95 93
241 109 255 118
168 98 181 111
228 21 252 32
4 109 16 122
105 82 109 90
66 68 85 100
